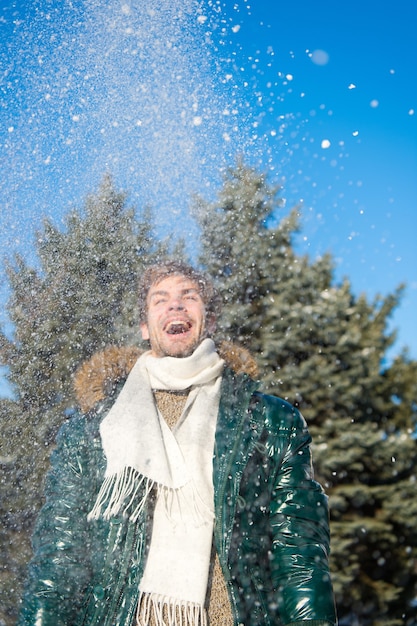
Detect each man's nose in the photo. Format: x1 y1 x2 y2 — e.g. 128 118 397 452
169 298 185 310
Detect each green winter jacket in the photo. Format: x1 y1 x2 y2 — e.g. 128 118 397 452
18 345 337 626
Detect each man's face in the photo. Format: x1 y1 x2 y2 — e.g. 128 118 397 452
140 275 214 358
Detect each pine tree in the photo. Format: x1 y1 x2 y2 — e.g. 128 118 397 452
5 175 164 417
197 162 417 625
195 159 301 354
0 398 34 626
0 175 169 623
264 280 417 624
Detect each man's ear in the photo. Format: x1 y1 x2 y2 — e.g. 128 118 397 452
140 323 150 341
206 314 217 337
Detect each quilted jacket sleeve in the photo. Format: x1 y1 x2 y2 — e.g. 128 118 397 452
18 415 98 626
267 400 337 625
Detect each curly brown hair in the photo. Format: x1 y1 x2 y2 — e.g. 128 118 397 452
137 261 222 325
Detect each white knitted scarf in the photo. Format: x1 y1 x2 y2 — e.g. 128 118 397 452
88 339 224 625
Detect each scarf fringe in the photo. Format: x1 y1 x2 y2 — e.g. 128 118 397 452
158 480 214 527
136 592 208 626
88 466 155 522
88 466 213 525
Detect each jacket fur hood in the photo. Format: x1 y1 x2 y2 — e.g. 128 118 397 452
74 341 259 414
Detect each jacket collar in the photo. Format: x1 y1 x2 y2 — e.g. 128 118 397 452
74 341 258 413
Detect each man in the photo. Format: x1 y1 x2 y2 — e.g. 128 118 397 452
19 261 337 626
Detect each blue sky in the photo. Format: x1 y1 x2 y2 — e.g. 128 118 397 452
1 0 416 395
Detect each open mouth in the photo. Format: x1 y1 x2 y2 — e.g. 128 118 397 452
164 320 192 335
